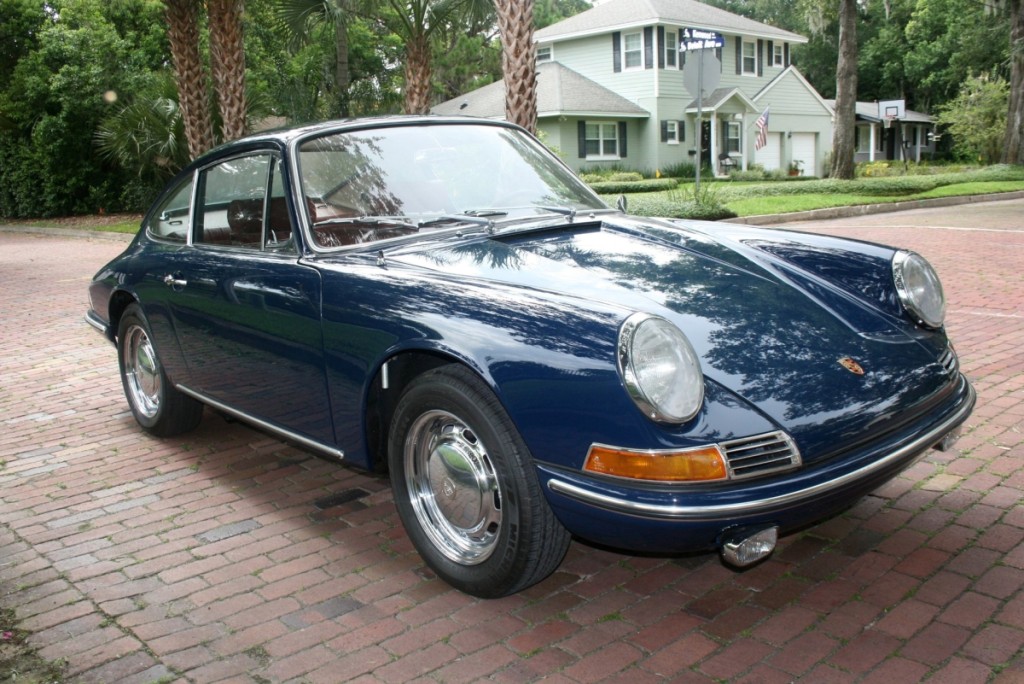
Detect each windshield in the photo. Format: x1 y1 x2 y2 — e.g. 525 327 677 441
297 123 608 249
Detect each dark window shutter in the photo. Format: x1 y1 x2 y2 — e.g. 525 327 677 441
661 120 669 142
644 27 654 69
613 32 622 72
735 37 742 75
784 43 790 67
679 120 686 141
619 122 627 158
578 121 587 158
658 27 665 69
757 39 764 76
768 40 774 66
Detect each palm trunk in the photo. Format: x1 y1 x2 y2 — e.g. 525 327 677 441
165 0 214 159
337 9 354 117
496 0 537 134
404 33 432 115
208 0 248 142
830 0 858 179
1003 0 1024 164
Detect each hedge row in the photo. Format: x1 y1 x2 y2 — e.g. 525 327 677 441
588 178 678 194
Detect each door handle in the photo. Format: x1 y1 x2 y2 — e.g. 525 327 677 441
163 274 188 288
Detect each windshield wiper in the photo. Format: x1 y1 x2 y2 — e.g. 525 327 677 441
535 205 577 221
417 214 497 234
313 215 419 230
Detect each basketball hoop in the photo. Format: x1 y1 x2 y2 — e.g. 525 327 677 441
883 115 895 129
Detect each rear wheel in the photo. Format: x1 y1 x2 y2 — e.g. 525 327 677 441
388 365 571 598
117 303 202 437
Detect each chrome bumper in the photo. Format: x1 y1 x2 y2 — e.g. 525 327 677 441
547 376 975 521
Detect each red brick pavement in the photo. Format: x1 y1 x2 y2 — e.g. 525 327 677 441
1 199 1021 683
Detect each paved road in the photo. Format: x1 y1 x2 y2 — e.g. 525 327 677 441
1 199 1022 683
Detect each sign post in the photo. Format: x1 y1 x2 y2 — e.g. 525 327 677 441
680 28 724 193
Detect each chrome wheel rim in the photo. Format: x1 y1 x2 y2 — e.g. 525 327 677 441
404 410 502 565
123 324 161 419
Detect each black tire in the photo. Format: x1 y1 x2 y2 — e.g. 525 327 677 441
388 364 571 598
117 303 203 437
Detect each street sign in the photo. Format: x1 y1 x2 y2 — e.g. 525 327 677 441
683 50 721 97
680 28 724 52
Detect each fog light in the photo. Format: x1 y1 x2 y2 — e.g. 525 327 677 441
721 526 778 568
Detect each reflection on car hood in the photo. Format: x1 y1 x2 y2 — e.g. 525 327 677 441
385 216 955 460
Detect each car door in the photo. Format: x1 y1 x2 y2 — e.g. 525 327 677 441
161 150 334 446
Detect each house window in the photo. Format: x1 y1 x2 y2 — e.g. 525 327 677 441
661 120 681 144
537 45 552 63
773 44 784 67
586 123 621 158
855 125 871 153
664 30 677 68
726 122 741 153
742 41 757 74
624 32 643 70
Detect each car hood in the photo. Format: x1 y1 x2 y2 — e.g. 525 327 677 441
383 216 955 461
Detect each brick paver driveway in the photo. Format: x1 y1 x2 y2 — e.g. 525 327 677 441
2 198 1022 683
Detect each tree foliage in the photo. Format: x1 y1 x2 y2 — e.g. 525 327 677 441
936 73 1009 163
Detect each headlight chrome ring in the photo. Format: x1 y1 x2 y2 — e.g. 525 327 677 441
893 250 946 329
618 313 704 424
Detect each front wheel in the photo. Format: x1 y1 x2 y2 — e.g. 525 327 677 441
117 303 203 437
388 365 571 598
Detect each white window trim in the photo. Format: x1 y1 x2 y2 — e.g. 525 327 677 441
623 31 644 71
772 44 784 67
585 122 621 160
665 120 680 145
726 121 741 153
663 30 677 68
741 41 757 75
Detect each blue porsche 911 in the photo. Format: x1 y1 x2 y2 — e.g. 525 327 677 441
87 117 974 597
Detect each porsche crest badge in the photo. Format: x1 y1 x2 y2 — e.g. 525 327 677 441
838 357 865 375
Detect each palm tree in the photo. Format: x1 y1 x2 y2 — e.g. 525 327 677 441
207 0 249 141
165 0 215 158
273 0 353 117
495 0 537 133
385 0 492 114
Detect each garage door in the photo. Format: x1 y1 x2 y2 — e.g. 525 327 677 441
757 133 781 171
791 133 817 177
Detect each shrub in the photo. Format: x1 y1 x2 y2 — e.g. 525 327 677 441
660 161 697 179
607 171 644 182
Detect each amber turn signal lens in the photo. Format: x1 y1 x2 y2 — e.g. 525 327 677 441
584 444 728 482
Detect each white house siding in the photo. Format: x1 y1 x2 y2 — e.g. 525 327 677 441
759 133 782 171
753 70 832 176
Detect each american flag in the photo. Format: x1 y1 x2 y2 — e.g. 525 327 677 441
754 107 770 150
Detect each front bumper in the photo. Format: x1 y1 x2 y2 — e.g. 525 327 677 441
540 374 975 553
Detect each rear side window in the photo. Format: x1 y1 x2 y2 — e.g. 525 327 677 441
147 175 194 243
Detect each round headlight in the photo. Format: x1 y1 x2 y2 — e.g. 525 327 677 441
893 250 945 329
618 313 704 424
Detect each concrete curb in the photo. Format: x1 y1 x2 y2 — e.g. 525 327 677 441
0 224 136 242
724 190 1024 226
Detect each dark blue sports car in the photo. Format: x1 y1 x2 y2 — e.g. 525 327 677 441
87 117 974 597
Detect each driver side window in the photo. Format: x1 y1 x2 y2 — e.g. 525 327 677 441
193 153 295 252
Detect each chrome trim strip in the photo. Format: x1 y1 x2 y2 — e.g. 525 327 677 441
177 385 345 461
549 377 975 520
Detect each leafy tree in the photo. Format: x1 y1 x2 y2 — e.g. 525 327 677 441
1002 0 1023 163
935 73 1009 163
0 0 164 217
534 0 588 29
